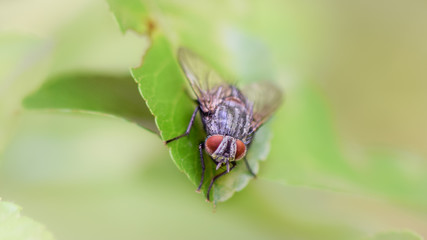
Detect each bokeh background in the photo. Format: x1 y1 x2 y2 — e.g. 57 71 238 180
1 0 426 239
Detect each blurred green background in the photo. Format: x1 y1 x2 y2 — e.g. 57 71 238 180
1 0 426 239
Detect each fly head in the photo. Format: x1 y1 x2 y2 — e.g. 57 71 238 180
205 135 247 172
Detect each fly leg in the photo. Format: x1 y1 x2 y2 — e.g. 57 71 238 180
165 106 199 144
196 142 205 192
243 157 257 178
206 162 236 202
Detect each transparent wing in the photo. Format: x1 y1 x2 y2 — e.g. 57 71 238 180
178 48 232 112
241 81 284 132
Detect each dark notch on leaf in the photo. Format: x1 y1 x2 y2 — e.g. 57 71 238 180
146 19 156 37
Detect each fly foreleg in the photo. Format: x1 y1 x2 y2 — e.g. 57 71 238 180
206 162 237 202
196 142 205 192
165 106 199 144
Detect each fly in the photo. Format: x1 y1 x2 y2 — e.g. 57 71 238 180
166 48 283 202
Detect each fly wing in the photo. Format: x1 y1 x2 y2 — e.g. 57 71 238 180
178 48 232 112
241 81 283 132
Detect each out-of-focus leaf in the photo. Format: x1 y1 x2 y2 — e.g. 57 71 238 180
106 0 150 34
0 200 54 240
0 34 45 88
131 33 271 202
262 83 352 185
366 230 423 240
262 82 427 209
0 34 51 154
22 73 157 133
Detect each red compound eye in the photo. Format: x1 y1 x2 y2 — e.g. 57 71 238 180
235 140 246 160
205 135 224 155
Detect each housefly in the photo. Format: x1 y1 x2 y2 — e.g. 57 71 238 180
166 48 283 201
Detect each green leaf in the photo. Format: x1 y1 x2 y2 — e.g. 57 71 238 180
131 33 271 202
23 73 157 133
366 230 423 240
106 0 150 34
107 0 427 206
0 200 54 240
